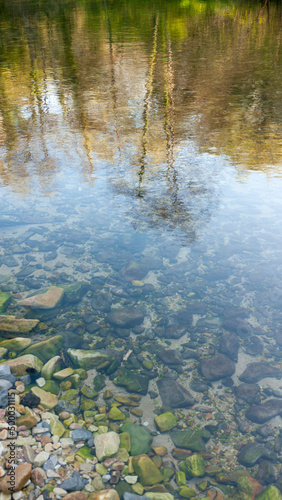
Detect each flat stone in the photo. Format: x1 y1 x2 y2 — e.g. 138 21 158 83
34 451 50 467
170 429 211 452
67 349 110 370
239 363 282 384
18 286 64 309
31 386 58 409
0 315 39 333
0 462 31 493
157 378 195 408
53 367 74 380
107 307 144 328
245 399 282 423
0 337 31 352
2 354 43 375
41 356 62 380
121 422 152 456
94 431 120 461
200 354 235 381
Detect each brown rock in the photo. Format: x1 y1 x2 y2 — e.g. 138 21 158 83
172 448 192 460
207 489 225 500
16 415 38 430
0 463 32 493
31 467 47 487
62 494 88 500
145 485 168 492
88 490 120 500
18 286 64 309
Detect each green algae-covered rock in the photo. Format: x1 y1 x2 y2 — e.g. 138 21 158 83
93 373 106 392
76 446 93 460
0 337 31 352
61 282 89 304
108 406 126 421
121 422 152 456
44 412 66 438
133 455 163 486
176 471 186 486
67 348 110 370
182 454 205 477
61 389 78 402
177 486 197 498
119 432 131 452
170 429 211 452
3 354 43 375
0 292 12 313
31 386 58 409
80 385 98 399
41 356 62 380
42 380 60 395
22 335 64 363
256 486 282 500
154 412 177 432
0 315 39 333
113 368 149 395
0 347 7 359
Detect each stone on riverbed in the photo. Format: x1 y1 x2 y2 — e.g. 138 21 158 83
67 348 110 370
154 412 177 432
0 292 12 313
239 362 282 384
170 429 211 452
2 354 43 375
94 431 120 461
237 442 276 467
256 485 282 500
121 422 152 456
31 386 58 409
132 455 164 486
0 315 39 333
22 335 64 363
200 353 235 381
88 490 120 500
107 307 144 328
41 356 62 379
0 463 31 493
113 368 149 395
245 399 282 423
0 337 31 352
157 378 195 408
18 286 64 309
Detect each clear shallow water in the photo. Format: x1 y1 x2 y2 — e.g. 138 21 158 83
1 0 282 498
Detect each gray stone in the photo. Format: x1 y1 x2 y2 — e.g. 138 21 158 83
43 455 58 471
0 379 13 391
200 354 235 381
157 349 182 365
60 471 88 491
237 443 276 467
245 399 282 424
0 388 8 407
71 428 93 442
0 365 11 378
219 332 239 361
107 307 144 329
157 377 195 408
239 363 282 384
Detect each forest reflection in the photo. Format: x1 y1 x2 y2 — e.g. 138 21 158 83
0 0 281 197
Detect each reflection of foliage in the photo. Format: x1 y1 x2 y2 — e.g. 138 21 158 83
0 0 281 196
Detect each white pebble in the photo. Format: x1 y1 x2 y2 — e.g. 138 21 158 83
102 474 111 482
124 475 138 484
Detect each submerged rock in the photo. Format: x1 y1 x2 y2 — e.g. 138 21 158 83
132 455 163 486
170 429 211 452
157 378 195 408
94 431 120 461
157 349 182 365
2 354 43 375
113 368 149 395
120 261 149 282
0 315 39 333
22 335 64 363
0 292 12 313
219 332 239 361
236 383 260 403
67 348 111 370
200 354 235 381
0 337 31 352
245 399 282 423
256 485 282 500
121 422 152 456
107 307 144 328
237 442 276 467
18 286 64 309
239 362 282 384
154 412 177 432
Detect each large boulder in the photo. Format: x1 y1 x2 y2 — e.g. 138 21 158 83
0 337 31 352
22 335 64 363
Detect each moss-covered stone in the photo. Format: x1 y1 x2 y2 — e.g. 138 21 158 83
133 455 163 486
154 412 177 432
67 348 111 370
177 486 197 498
170 429 211 452
76 446 93 460
22 335 64 363
108 406 126 421
80 385 98 398
31 387 58 409
113 368 149 395
121 422 152 456
0 337 31 352
41 356 61 380
61 389 78 402
256 485 282 500
0 292 12 313
176 471 186 486
61 282 89 304
182 454 205 478
42 380 60 395
0 315 39 333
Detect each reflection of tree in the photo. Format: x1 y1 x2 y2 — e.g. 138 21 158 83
0 0 281 198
